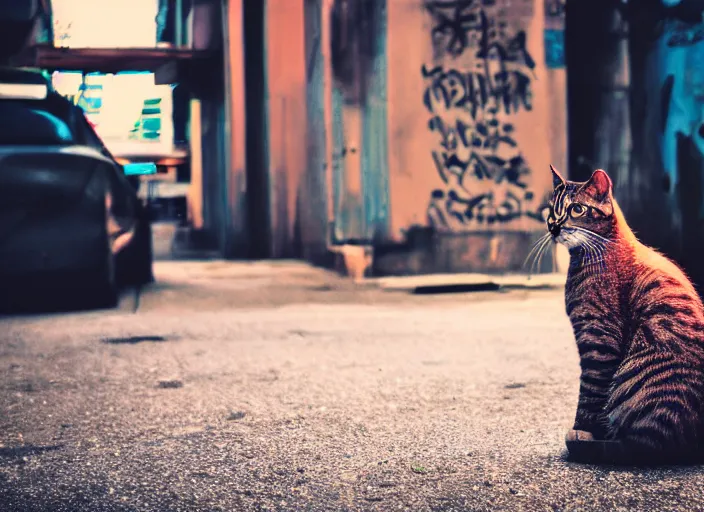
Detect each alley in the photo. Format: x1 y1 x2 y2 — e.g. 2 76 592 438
1 262 702 511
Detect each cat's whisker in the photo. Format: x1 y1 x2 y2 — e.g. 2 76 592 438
527 241 544 275
525 233 550 263
524 233 551 275
585 240 601 263
530 235 552 276
527 243 542 276
580 228 613 246
535 238 553 274
575 229 613 253
584 245 604 271
523 239 543 271
530 243 546 274
566 227 611 272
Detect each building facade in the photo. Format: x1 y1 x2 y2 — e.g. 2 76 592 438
214 0 567 276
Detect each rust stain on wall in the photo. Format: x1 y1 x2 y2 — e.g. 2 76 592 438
330 0 383 104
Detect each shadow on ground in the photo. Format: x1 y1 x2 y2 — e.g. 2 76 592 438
0 445 63 460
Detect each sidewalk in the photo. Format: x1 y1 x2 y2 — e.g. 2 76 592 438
151 223 567 294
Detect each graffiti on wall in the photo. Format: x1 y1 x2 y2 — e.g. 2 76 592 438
666 23 704 47
657 0 704 210
422 0 547 230
425 0 535 62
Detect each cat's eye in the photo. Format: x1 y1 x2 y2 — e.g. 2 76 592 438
570 204 586 217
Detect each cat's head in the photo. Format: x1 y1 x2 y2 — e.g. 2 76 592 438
547 165 615 249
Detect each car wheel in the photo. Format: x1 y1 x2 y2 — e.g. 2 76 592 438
86 193 119 309
116 213 154 287
91 227 119 309
132 216 155 285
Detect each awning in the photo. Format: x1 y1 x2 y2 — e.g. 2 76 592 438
9 44 213 75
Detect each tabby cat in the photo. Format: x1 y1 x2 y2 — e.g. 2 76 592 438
546 165 704 464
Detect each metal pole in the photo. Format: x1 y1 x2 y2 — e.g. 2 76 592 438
175 0 183 47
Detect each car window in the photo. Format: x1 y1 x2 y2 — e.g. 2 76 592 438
0 93 117 161
71 106 116 160
0 101 74 146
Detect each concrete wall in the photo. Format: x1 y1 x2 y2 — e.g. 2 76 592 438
376 0 557 273
265 0 309 258
544 0 569 273
388 0 551 234
222 0 248 257
322 0 390 245
215 0 566 275
300 0 334 263
544 0 567 176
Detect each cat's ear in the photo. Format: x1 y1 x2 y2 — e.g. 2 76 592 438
550 164 566 188
580 169 612 201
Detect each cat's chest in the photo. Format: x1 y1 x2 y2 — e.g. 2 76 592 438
565 268 619 293
564 268 623 315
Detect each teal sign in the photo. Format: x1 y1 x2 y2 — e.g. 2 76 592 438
123 162 157 176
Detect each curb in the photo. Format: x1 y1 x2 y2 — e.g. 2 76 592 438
369 273 566 292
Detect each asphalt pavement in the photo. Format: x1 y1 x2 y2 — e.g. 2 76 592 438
1 261 703 512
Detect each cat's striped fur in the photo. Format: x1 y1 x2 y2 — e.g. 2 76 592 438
548 165 704 462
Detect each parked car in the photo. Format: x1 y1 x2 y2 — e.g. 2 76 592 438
0 67 154 308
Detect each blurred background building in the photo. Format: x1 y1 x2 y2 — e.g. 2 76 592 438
7 0 704 289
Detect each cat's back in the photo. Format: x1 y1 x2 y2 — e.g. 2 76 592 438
630 241 704 320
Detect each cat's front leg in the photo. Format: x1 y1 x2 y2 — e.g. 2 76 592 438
566 429 594 442
572 332 622 439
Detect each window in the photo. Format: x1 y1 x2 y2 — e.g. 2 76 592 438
0 101 74 146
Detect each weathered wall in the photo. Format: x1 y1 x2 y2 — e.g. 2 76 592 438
631 0 704 291
544 0 566 175
265 0 308 257
380 0 555 273
218 0 247 257
544 0 569 272
216 0 566 275
326 0 390 244
297 0 332 262
218 0 330 263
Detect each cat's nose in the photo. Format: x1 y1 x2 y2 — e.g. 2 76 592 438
549 224 561 236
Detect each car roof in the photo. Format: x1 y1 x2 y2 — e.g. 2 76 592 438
0 67 52 87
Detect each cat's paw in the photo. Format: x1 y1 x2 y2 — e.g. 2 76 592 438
566 429 595 443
